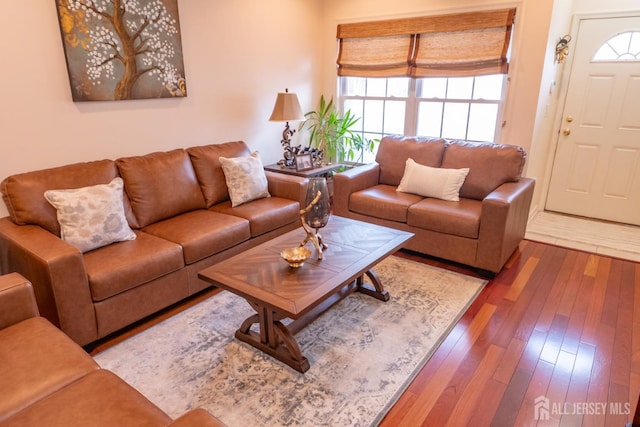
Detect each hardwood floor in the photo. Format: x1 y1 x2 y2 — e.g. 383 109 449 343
90 239 640 426
383 241 639 426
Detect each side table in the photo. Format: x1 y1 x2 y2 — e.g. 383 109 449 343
263 163 343 178
264 163 343 202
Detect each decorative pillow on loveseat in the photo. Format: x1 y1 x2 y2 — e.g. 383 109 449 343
397 158 469 201
44 177 136 253
219 152 271 207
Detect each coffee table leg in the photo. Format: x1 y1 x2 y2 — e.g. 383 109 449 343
356 269 390 301
235 301 310 373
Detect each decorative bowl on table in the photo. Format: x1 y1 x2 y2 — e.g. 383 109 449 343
280 247 312 268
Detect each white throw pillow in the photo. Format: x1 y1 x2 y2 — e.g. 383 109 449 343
397 158 469 201
44 177 136 253
219 151 271 207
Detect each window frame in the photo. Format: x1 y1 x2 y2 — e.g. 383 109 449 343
338 74 508 161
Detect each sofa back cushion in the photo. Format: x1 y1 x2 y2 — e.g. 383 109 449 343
1 160 126 235
441 140 526 200
187 141 252 207
116 149 205 228
376 136 446 186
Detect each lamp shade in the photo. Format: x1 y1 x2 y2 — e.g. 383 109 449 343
269 90 304 122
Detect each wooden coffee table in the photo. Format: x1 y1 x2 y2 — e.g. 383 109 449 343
198 216 413 373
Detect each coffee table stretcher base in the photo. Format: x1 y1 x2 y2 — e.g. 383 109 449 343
234 268 388 373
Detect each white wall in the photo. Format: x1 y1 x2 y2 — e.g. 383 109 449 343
0 0 322 218
573 0 639 13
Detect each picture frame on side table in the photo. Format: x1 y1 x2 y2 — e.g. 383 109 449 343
295 154 313 172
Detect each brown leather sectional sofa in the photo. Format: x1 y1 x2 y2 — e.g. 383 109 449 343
0 141 307 346
0 272 225 426
333 135 535 275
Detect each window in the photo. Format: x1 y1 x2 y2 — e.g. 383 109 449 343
336 9 514 162
341 75 505 162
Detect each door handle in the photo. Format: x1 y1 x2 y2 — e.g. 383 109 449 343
563 129 571 136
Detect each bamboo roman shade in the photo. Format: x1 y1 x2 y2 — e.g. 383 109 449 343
336 8 516 78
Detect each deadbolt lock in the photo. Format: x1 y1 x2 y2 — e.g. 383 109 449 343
566 116 573 123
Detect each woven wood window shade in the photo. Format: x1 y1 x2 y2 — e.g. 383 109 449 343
336 8 516 78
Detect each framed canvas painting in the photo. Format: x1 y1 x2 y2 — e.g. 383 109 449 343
55 0 187 101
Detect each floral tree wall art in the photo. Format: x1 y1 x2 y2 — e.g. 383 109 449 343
56 0 187 101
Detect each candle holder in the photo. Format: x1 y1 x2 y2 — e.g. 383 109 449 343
299 177 330 259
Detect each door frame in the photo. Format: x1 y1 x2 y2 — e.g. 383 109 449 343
542 10 640 218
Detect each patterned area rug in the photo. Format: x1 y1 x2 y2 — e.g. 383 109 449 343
94 256 486 426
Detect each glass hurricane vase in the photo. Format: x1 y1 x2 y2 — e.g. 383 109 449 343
300 177 330 259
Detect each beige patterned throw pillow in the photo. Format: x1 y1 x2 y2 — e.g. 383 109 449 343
219 151 271 207
44 177 136 253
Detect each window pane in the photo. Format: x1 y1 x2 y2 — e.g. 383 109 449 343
366 78 387 97
343 77 366 96
383 101 406 134
467 104 498 141
344 99 364 132
417 102 443 138
630 32 640 56
473 75 504 100
363 99 384 133
594 44 619 61
419 78 447 98
446 77 473 99
441 103 469 139
387 77 410 97
363 132 379 163
608 32 632 56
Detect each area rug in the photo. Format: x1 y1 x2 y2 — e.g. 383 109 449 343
94 256 486 426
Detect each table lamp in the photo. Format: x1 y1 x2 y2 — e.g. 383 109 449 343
269 88 305 167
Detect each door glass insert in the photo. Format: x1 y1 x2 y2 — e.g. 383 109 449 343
593 31 640 61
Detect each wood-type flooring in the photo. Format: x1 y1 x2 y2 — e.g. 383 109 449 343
90 239 640 426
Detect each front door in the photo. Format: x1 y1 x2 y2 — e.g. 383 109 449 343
546 16 640 226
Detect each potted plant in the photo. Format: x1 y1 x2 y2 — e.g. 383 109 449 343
300 95 377 166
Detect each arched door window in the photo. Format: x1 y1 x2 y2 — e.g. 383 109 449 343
593 31 640 61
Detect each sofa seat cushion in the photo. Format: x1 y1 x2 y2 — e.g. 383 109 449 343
407 198 482 239
0 317 99 422
210 197 300 237
84 231 184 302
0 370 171 427
142 210 251 264
350 184 423 223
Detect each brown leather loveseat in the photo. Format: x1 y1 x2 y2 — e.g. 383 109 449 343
0 272 225 426
0 141 307 346
333 135 535 275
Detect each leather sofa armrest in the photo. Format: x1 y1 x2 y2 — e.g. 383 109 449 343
332 163 380 216
169 408 227 426
0 272 39 330
265 171 308 207
476 177 536 273
0 217 97 345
